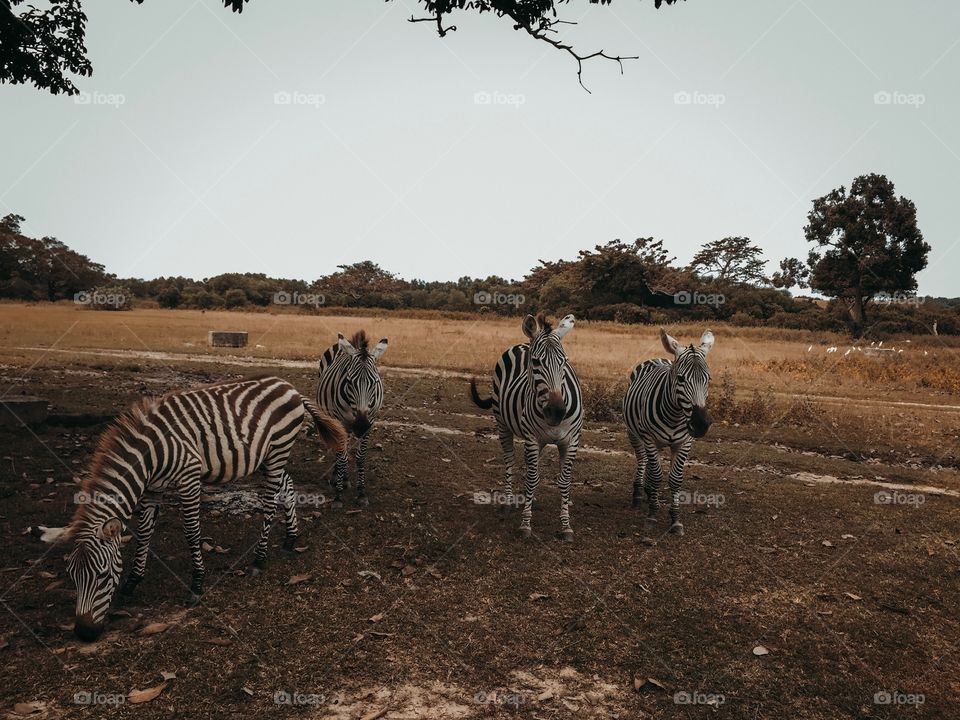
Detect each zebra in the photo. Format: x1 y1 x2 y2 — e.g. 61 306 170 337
623 329 715 535
316 330 387 507
60 376 346 641
470 313 583 541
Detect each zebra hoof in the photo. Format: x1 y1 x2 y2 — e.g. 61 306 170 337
518 526 532 539
331 499 344 510
669 523 685 536
558 529 574 543
282 536 298 552
185 592 203 607
632 498 642 509
356 495 369 507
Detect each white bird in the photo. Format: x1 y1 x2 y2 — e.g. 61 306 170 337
879 341 884 347
807 345 813 352
924 350 929 356
844 349 851 356
827 346 837 353
870 341 876 347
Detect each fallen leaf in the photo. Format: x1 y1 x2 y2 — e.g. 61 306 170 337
128 682 168 704
529 592 550 601
635 677 667 693
293 546 309 553
213 545 230 554
12 701 46 715
287 573 312 586
845 592 862 601
752 645 770 656
204 637 232 646
358 570 382 582
821 540 834 548
242 686 254 697
841 534 856 540
401 565 416 576
160 671 176 681
37 571 56 580
44 579 64 591
369 612 385 623
139 622 170 636
537 690 555 701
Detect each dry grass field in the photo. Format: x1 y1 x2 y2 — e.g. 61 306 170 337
0 303 958 719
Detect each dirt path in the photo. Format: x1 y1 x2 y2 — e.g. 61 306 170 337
14 346 960 413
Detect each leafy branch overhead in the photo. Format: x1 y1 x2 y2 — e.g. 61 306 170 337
0 0 686 96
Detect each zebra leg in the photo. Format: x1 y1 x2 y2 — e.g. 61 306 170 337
643 439 663 522
279 472 300 551
667 440 693 535
556 442 578 542
497 424 516 513
252 470 284 573
331 449 348 508
628 431 646 509
119 502 160 598
355 433 369 506
178 478 205 606
518 440 541 539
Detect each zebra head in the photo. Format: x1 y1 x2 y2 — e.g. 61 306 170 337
523 313 575 427
66 517 123 641
337 331 388 436
661 328 715 438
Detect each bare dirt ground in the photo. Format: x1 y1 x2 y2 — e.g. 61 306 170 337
0 338 958 718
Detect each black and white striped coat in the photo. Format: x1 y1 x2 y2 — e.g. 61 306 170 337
471 314 583 541
63 376 346 641
316 330 387 506
623 329 715 535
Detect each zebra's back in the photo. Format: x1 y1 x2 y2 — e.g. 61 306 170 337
151 376 306 485
624 359 687 448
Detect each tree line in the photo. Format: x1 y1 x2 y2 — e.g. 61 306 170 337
0 174 953 337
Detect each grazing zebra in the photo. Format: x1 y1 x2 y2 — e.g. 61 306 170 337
316 330 387 507
470 313 583 541
623 329 715 535
62 376 346 641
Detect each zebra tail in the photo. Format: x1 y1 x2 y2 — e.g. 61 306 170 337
469 378 494 410
302 398 348 452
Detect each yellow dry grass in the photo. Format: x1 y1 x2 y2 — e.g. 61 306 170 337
0 302 956 403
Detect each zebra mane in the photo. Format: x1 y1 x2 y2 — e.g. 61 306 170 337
72 397 158 531
536 313 553 333
349 330 370 359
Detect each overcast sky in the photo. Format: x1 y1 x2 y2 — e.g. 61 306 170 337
2 1 958 295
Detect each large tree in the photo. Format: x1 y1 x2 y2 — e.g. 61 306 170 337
687 236 768 285
804 173 929 332
2 0 686 96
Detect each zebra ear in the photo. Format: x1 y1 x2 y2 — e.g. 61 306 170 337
338 334 357 357
699 330 715 355
554 314 575 340
370 338 388 360
522 314 539 340
660 328 681 356
98 518 123 540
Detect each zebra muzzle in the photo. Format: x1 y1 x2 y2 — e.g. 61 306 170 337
688 406 713 438
351 413 371 437
543 391 566 426
74 612 104 642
